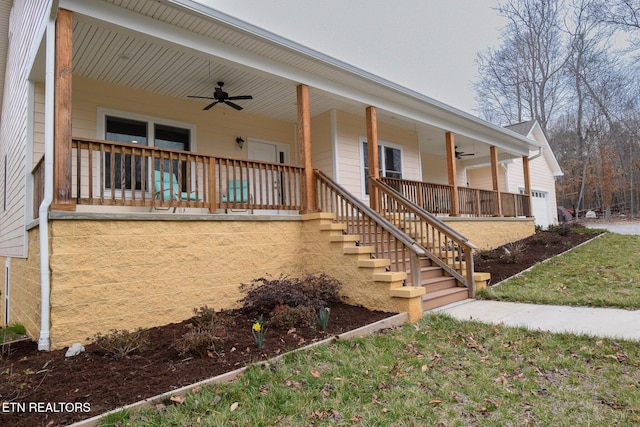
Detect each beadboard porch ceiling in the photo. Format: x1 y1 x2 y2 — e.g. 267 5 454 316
52 0 536 161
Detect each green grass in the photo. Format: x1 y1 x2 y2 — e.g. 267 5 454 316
479 233 640 309
101 314 640 426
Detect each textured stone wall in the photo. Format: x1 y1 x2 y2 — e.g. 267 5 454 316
25 215 535 349
1 228 42 336
48 219 307 348
441 218 536 250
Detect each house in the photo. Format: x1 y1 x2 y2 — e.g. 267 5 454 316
466 120 563 229
0 0 554 350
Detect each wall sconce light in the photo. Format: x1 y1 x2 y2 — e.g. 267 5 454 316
236 137 244 149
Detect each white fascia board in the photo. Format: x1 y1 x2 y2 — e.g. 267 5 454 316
61 0 538 156
169 0 540 153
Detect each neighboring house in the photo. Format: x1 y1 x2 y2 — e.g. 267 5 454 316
467 120 563 229
0 0 549 350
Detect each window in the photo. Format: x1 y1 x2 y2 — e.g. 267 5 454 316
105 116 148 190
100 110 195 192
362 140 402 195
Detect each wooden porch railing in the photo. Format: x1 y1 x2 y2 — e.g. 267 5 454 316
68 138 304 212
372 178 476 295
381 177 530 217
501 192 531 217
314 170 426 286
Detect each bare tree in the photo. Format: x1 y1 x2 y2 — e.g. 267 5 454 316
474 0 569 129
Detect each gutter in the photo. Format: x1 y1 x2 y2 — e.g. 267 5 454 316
38 8 56 351
164 0 540 155
528 147 543 161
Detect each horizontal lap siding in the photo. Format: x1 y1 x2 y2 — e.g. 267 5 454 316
335 111 420 202
310 111 333 177
0 1 48 257
72 76 295 158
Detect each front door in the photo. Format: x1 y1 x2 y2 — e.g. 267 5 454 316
248 139 288 213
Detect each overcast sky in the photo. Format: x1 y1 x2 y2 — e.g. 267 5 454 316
195 0 507 115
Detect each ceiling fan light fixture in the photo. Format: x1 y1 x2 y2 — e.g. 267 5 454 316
188 81 253 111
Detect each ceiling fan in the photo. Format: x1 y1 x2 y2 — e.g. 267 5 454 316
455 146 475 160
188 81 253 111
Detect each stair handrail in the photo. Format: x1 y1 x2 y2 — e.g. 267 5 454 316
314 170 426 286
371 178 476 296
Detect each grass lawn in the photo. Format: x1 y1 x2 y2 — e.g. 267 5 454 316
104 315 640 426
479 232 640 309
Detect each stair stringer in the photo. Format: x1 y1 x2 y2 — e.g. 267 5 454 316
301 213 424 321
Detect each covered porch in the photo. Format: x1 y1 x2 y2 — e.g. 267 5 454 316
33 2 539 223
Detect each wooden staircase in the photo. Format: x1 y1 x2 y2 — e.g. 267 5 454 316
314 170 476 315
356 229 470 311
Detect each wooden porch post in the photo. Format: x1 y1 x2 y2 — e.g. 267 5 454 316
490 145 503 216
297 84 316 213
445 132 459 216
522 155 533 216
366 106 380 210
53 8 74 209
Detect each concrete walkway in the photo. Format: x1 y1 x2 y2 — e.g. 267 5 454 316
586 221 640 235
434 299 640 341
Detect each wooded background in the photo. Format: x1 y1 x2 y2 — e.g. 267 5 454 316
474 0 639 217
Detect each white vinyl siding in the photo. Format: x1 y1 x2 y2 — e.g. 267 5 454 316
0 1 49 257
333 111 420 203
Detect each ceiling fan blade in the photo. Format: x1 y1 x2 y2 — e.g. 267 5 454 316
227 95 253 100
188 95 216 100
225 101 243 111
203 101 220 110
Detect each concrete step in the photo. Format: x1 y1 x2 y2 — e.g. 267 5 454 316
422 287 468 311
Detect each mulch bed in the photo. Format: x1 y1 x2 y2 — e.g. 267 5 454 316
474 224 603 284
0 302 394 427
0 224 604 427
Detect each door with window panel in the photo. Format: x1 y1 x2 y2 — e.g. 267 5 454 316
362 141 402 195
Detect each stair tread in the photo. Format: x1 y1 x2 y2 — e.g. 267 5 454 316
422 286 467 300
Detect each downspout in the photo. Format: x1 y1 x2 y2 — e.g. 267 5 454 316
528 147 543 161
38 14 55 351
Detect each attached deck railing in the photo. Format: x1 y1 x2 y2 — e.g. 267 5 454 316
61 138 303 212
371 178 476 295
314 170 426 286
381 177 530 217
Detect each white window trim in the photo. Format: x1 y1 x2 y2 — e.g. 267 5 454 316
359 136 403 200
96 108 198 198
97 107 197 151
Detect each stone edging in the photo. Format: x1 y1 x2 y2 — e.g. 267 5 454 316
490 232 607 288
69 312 408 427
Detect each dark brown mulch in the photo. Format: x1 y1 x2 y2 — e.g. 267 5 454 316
0 302 395 427
474 224 604 284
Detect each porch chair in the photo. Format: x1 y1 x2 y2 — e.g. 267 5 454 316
221 179 253 213
152 170 202 212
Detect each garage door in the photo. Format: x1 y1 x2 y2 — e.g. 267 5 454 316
531 190 552 229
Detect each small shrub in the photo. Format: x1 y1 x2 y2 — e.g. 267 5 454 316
269 304 315 329
548 223 571 236
239 273 342 316
175 306 233 358
501 240 527 264
92 328 149 360
478 249 499 260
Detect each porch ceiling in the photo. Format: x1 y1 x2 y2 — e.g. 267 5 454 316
55 0 536 161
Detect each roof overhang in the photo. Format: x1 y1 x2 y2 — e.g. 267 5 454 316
58 0 541 158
